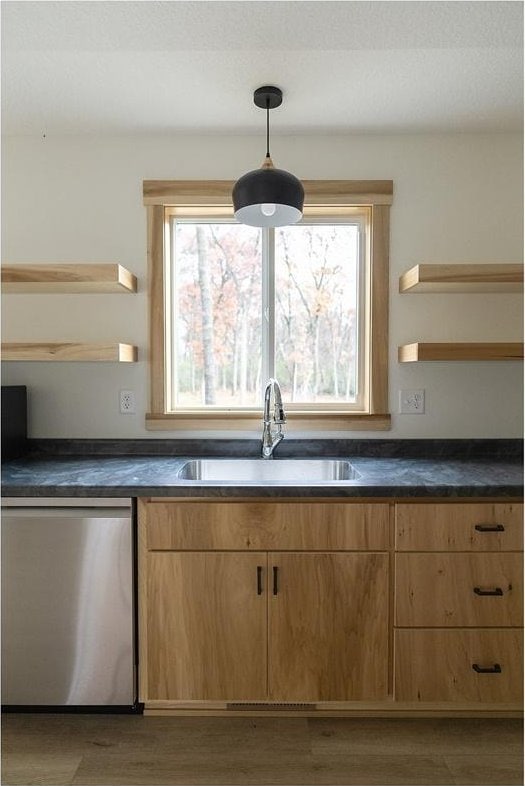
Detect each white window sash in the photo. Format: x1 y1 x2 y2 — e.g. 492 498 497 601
168 215 366 412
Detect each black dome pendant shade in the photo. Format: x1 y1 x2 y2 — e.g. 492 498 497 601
232 86 304 228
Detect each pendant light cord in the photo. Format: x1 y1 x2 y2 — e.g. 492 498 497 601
266 98 270 158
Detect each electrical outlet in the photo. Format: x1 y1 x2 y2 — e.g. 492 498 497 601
119 390 136 414
399 389 425 414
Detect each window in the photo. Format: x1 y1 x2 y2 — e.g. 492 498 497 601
169 212 365 409
145 181 392 431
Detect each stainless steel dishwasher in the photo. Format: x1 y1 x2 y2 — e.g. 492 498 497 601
1 497 137 709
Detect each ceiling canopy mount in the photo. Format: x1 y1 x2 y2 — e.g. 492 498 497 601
253 86 283 110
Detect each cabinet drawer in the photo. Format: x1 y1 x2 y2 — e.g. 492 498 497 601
395 553 523 627
141 501 390 551
395 503 523 551
395 629 523 703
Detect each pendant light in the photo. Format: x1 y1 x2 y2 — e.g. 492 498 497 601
233 86 304 228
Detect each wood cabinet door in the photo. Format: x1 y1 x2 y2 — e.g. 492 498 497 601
268 553 389 701
146 552 267 701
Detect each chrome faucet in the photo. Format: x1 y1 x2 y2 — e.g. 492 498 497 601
261 378 286 459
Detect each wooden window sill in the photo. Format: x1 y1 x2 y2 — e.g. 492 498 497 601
145 413 391 431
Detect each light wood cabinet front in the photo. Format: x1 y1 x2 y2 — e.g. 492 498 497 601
146 552 267 701
395 553 523 627
395 629 523 703
143 501 390 551
395 503 523 551
268 553 389 701
139 497 523 714
394 500 523 711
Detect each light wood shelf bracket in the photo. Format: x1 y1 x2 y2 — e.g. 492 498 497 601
2 263 138 293
399 264 523 294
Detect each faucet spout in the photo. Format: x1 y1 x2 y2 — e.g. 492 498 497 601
261 378 286 459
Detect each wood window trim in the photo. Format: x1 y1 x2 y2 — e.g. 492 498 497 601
143 180 393 207
144 180 392 432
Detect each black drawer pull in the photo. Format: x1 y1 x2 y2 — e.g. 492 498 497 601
473 587 504 596
475 524 505 533
273 566 279 596
257 566 263 595
472 663 502 674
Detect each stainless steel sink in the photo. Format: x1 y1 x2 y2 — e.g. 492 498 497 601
177 458 359 483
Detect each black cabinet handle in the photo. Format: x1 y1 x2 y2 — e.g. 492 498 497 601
273 566 279 596
472 663 502 674
257 566 263 595
475 524 505 533
473 587 504 596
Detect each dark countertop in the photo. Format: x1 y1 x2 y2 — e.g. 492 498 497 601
1 445 523 499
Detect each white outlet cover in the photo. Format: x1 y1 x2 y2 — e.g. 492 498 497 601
399 389 425 414
119 390 136 414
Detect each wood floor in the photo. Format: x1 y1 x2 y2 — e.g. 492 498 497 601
1 714 523 785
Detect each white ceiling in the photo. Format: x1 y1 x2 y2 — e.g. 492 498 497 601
2 0 523 135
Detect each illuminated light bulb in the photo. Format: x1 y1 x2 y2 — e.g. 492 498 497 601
261 203 276 217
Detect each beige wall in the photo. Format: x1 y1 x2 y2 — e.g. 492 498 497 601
1 133 523 438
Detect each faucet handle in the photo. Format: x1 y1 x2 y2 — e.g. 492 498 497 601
273 402 286 424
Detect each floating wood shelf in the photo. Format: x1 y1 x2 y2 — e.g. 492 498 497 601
2 342 138 362
399 264 523 293
1 264 137 293
399 343 523 363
